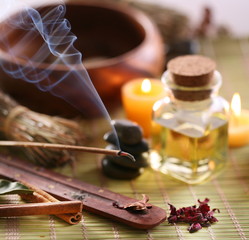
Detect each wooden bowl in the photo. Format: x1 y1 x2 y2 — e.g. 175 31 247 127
0 1 165 117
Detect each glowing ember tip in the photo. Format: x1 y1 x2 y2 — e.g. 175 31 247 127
118 151 136 162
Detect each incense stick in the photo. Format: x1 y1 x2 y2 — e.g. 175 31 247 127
0 140 135 161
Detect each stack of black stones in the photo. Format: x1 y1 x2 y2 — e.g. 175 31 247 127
101 119 149 179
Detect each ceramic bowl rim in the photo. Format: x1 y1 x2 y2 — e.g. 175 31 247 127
0 0 159 71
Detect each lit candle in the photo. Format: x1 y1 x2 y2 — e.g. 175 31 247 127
121 78 166 138
229 92 249 147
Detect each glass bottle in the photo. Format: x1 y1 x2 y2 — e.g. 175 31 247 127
150 55 229 184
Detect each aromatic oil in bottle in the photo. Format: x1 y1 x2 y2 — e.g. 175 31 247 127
150 55 228 184
151 112 228 184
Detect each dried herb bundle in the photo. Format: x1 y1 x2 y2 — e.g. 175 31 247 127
0 90 84 167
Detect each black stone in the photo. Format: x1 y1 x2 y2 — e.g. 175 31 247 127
106 152 149 169
166 39 199 64
105 144 119 151
120 139 149 156
101 158 143 180
103 131 119 145
167 39 198 55
110 119 143 145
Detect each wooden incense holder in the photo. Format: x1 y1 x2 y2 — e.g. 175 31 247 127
0 154 166 229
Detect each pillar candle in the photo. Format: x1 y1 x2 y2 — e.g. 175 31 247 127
121 78 166 137
229 93 249 147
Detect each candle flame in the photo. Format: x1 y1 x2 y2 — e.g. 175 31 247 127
231 92 241 117
141 79 151 93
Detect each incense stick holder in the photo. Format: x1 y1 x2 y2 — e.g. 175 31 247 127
0 154 166 229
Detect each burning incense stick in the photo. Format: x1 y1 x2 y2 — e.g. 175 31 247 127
0 140 135 161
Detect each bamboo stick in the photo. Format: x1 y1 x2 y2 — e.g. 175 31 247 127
0 140 135 161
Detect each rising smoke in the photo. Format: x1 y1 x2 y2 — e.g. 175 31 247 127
0 0 120 147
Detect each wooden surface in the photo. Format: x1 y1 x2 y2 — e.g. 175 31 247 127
0 37 249 239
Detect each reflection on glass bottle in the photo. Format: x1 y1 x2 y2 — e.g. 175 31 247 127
150 55 228 184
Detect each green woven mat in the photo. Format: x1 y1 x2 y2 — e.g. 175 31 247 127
1 37 249 240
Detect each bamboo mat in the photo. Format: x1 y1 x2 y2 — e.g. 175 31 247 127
0 37 249 240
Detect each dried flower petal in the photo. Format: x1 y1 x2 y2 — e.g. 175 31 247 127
167 198 219 233
113 194 152 213
188 223 202 233
198 198 210 205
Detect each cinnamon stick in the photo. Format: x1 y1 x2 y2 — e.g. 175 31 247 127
0 201 82 217
19 181 83 224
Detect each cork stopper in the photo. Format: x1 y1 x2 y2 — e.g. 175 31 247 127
167 55 216 87
166 55 217 101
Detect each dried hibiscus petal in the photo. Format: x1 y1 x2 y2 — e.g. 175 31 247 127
167 198 219 233
113 194 152 213
188 222 202 233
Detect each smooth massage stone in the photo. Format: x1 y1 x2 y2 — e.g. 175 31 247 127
167 40 197 56
101 158 143 179
103 131 120 145
166 40 198 64
106 152 149 170
110 119 143 145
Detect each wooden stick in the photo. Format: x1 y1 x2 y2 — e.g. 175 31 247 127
0 140 135 161
0 201 82 217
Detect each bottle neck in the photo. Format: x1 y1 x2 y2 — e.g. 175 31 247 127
171 96 213 110
162 70 222 102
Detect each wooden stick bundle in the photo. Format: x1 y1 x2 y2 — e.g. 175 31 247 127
19 181 83 224
0 90 85 167
0 179 83 224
